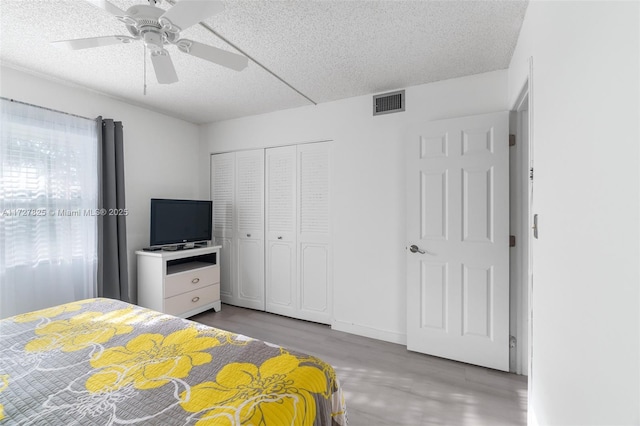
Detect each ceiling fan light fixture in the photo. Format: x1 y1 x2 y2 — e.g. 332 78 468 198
142 31 164 51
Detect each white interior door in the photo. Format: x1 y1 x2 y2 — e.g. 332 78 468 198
406 111 510 371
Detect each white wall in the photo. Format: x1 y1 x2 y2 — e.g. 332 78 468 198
0 65 201 302
198 70 508 343
508 2 639 425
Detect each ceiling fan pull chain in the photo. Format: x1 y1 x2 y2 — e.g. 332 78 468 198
143 44 147 96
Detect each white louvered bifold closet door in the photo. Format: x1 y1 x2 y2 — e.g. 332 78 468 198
211 150 265 310
211 152 235 302
296 142 331 324
265 146 297 317
212 143 330 322
234 150 265 310
265 142 331 324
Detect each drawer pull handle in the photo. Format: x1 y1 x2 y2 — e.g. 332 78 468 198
192 296 200 303
277 236 283 240
191 278 200 284
247 233 251 237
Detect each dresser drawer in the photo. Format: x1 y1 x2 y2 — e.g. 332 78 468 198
165 266 219 298
164 284 220 316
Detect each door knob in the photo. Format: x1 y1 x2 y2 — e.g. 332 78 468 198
409 244 426 254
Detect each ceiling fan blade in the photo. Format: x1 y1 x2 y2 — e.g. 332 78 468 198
160 0 224 31
177 40 248 71
51 36 136 50
150 50 179 84
85 0 126 16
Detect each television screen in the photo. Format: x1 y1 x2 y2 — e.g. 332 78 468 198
150 199 212 246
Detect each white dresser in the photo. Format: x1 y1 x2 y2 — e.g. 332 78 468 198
136 246 221 318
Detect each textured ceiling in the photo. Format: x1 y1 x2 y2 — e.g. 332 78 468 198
0 0 528 124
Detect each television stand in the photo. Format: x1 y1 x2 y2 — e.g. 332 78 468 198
136 246 221 318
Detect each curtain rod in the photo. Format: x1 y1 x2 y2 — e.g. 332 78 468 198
0 97 94 122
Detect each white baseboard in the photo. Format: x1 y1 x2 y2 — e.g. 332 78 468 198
331 320 407 345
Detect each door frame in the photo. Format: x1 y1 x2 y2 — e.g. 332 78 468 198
509 57 534 377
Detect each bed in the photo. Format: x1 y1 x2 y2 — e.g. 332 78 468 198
0 298 347 425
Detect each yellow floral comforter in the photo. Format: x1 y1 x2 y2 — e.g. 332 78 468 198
0 298 347 425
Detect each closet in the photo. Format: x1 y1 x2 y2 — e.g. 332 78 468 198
210 142 331 324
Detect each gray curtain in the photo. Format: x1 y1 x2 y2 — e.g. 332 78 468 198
96 117 130 302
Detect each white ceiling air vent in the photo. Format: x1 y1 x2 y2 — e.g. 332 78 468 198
373 90 405 116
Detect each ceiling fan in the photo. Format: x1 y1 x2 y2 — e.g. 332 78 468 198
52 0 248 84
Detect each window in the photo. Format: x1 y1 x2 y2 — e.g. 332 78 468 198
0 99 98 318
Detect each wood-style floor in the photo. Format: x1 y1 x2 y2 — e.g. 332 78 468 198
191 305 527 426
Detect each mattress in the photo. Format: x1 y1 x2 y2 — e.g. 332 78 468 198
0 298 347 425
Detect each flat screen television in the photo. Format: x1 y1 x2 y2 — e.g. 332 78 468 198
149 198 212 247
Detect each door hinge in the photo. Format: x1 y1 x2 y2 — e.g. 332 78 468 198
510 235 516 247
529 167 534 180
509 134 516 147
510 335 517 349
